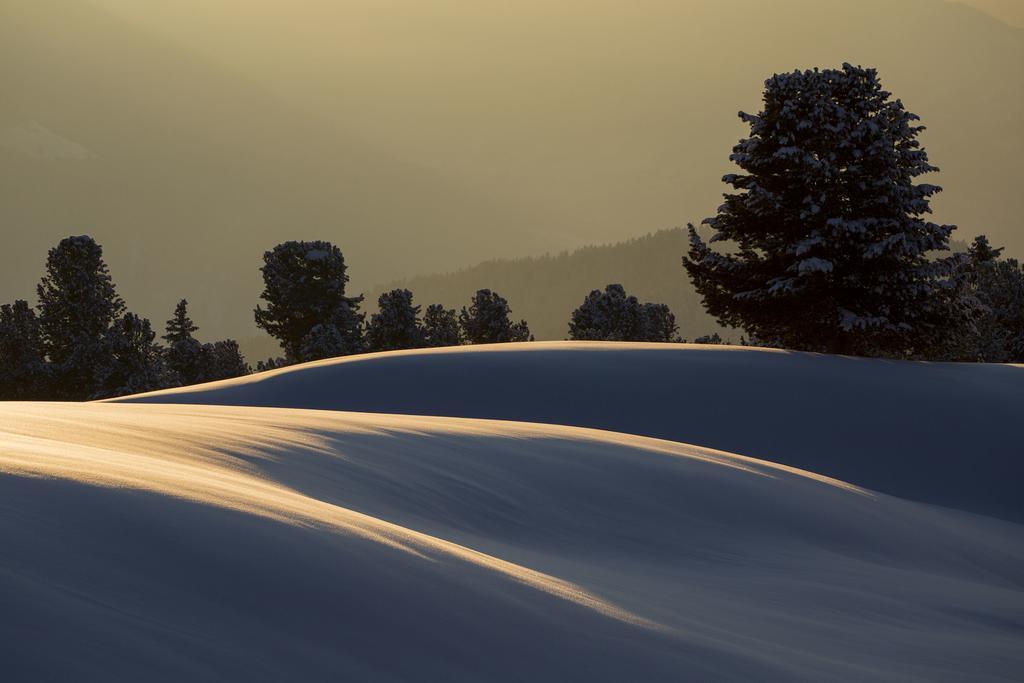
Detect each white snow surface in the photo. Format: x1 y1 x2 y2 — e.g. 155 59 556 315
2 401 1023 681
114 342 1024 522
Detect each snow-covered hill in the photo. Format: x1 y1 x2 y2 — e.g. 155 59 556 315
3 402 1023 681
113 342 1024 523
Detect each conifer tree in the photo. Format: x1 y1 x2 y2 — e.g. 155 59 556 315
37 236 125 399
254 241 364 362
0 300 50 400
164 299 199 345
93 312 169 399
684 64 958 358
941 236 1024 362
365 289 423 352
459 289 531 344
163 299 204 385
640 302 678 342
199 340 250 381
421 304 462 347
568 284 678 341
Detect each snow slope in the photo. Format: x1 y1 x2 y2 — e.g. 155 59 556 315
2 402 1023 681
113 342 1024 522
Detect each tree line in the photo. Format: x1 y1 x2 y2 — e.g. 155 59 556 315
1 236 682 400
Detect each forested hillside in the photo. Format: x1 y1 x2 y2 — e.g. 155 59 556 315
369 229 724 341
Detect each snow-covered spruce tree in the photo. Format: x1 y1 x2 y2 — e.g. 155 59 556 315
0 300 50 400
37 235 125 399
365 289 424 352
684 64 958 358
459 289 531 344
421 304 462 347
568 284 678 341
163 299 204 385
254 241 364 362
92 313 170 399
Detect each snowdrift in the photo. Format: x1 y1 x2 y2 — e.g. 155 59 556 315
2 402 1022 681
113 342 1024 522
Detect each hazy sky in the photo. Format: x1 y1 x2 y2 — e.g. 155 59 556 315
959 0 1024 27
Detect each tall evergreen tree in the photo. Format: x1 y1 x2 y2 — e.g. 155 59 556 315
365 289 423 352
0 300 50 400
459 289 531 344
684 64 958 358
421 304 462 347
254 241 364 362
37 235 125 399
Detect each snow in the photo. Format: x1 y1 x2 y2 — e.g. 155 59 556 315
114 342 1024 522
2 401 1023 681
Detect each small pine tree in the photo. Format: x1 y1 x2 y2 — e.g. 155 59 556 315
199 340 250 381
692 332 724 345
365 289 424 352
684 64 958 358
93 313 170 399
164 299 199 344
640 303 678 342
421 304 462 347
254 241 364 362
459 289 531 344
568 284 678 341
0 300 50 400
256 357 290 372
37 236 125 399
162 299 250 384
163 299 204 385
942 236 1024 362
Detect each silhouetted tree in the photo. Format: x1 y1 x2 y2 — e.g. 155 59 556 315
640 303 678 342
365 289 423 352
939 236 1024 362
199 340 250 381
459 289 531 344
569 284 678 341
421 304 462 347
0 300 50 399
163 299 204 385
692 333 724 345
93 312 169 399
37 235 125 399
164 299 249 385
255 357 289 372
254 241 364 362
684 64 958 358
164 299 198 344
